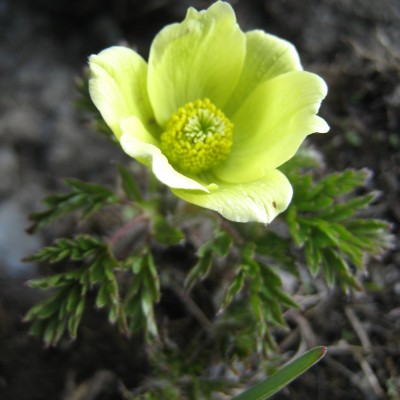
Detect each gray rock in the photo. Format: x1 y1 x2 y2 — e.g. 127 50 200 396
0 146 19 194
0 199 41 278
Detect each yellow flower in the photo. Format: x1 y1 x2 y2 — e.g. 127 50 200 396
89 1 329 223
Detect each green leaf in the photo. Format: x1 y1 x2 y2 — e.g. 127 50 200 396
269 287 299 309
118 164 143 202
122 252 159 338
184 251 212 290
152 215 184 245
24 235 124 345
232 346 327 400
210 231 232 256
285 167 394 290
221 270 245 309
66 287 81 313
28 179 119 233
43 318 59 347
144 252 160 302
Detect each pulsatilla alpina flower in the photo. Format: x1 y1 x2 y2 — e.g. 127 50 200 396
89 1 329 223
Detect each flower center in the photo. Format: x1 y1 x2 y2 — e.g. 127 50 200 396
160 98 233 174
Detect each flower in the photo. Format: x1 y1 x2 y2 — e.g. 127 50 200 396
88 1 329 223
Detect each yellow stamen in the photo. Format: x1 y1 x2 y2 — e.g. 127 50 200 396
160 99 233 174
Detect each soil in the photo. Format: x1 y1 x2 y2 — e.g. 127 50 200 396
0 0 399 399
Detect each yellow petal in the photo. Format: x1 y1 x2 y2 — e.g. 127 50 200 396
148 1 245 126
216 71 329 183
89 46 155 139
225 30 302 116
120 117 209 192
172 169 292 223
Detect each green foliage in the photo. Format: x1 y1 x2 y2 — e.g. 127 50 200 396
184 230 232 290
24 165 177 345
24 235 125 346
24 234 165 346
285 167 393 291
24 147 394 397
28 179 118 234
123 252 160 337
245 248 298 352
217 239 299 354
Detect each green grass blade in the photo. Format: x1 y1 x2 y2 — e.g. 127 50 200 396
232 346 327 400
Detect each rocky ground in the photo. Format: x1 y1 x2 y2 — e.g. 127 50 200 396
0 0 399 399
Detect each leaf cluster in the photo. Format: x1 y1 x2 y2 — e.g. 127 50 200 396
24 150 394 393
180 159 393 355
24 166 184 346
25 235 124 346
28 179 118 234
286 168 393 291
223 243 299 352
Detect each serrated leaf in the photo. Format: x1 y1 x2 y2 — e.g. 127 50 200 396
36 293 64 320
321 193 378 222
295 196 333 212
27 179 119 233
74 297 86 320
68 315 79 339
269 287 299 309
27 275 65 289
345 219 394 255
43 318 59 347
320 250 337 288
89 258 105 283
221 271 245 309
53 318 67 344
250 292 263 323
69 297 86 338
96 283 109 309
66 287 81 313
127 304 145 333
313 169 370 198
268 299 285 326
305 239 319 275
58 298 68 320
108 303 119 324
184 251 212 290
286 207 306 246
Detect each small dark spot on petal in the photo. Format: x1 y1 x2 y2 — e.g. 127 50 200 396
272 201 276 208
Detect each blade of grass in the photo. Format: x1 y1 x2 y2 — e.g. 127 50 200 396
232 346 327 400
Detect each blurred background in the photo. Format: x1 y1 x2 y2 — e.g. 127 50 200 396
0 0 399 399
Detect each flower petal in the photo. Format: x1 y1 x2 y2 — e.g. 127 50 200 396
172 169 293 223
216 71 329 183
120 117 209 192
89 46 155 139
225 30 302 116
148 1 246 126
